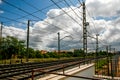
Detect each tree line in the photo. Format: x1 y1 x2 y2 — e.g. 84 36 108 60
0 36 110 60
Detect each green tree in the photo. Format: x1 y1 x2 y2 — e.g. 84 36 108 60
28 48 36 58
43 53 50 58
98 50 107 56
74 49 84 57
0 36 25 59
47 52 58 58
35 50 44 58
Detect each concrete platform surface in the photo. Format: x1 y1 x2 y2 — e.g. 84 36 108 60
38 63 94 80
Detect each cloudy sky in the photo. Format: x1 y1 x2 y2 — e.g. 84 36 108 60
0 0 120 51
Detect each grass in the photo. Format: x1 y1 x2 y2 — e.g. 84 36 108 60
0 57 77 64
96 58 108 69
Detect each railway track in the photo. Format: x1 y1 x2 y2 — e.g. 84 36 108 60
0 58 87 80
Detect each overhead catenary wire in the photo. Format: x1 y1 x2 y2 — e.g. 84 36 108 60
61 40 83 50
50 0 84 42
2 0 65 23
2 0 75 38
1 0 84 41
2 0 43 20
1 0 108 51
69 0 83 14
63 0 107 51
82 2 108 51
21 0 46 14
21 0 83 39
0 7 23 17
51 0 82 27
0 7 27 23
78 0 83 5
60 1 83 40
49 5 82 19
64 0 82 42
0 15 26 24
86 7 98 35
23 0 83 23
60 0 95 51
63 0 82 20
21 0 83 21
85 3 109 47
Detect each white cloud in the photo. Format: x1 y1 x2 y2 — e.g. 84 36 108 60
2 0 120 51
2 26 26 40
0 10 4 14
86 0 120 17
0 0 2 4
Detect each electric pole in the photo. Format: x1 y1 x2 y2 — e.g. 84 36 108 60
113 48 115 54
58 32 60 55
106 45 110 76
82 1 88 58
26 20 30 62
0 22 3 45
0 22 3 63
109 45 111 54
0 22 3 51
96 34 99 58
94 34 99 72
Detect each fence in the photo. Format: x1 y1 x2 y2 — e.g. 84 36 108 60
32 59 100 80
95 54 120 79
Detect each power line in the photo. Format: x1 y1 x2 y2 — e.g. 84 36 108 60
69 0 83 14
22 0 39 10
69 0 76 6
2 0 42 19
50 0 84 42
2 0 75 37
1 0 88 49
20 0 65 20
0 15 26 24
63 0 82 20
22 0 83 39
21 0 46 14
0 7 27 23
82 3 107 50
62 0 83 40
2 0 65 23
86 7 98 34
21 0 82 20
31 20 75 37
51 0 82 27
22 0 82 38
78 0 106 52
0 7 23 17
2 0 83 40
78 0 83 5
49 5 82 20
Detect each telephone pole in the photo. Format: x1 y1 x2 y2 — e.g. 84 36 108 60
26 20 30 62
106 45 110 76
0 22 3 45
0 22 3 63
82 1 88 58
0 22 3 57
96 34 99 57
109 45 111 54
95 34 99 71
113 48 115 54
58 32 60 55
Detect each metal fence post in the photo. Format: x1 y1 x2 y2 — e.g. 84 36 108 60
63 65 65 74
32 70 34 80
